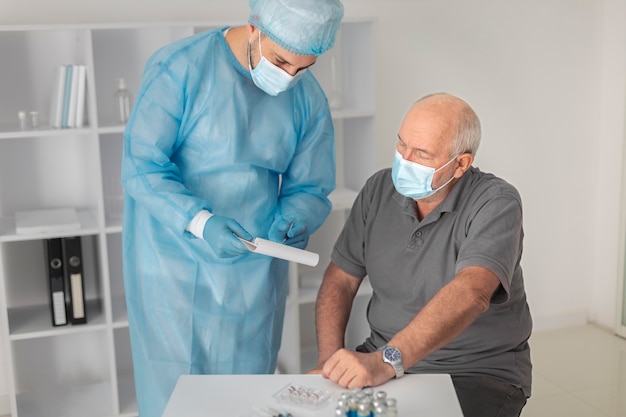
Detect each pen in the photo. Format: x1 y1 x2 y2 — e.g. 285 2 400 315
282 222 295 244
268 408 293 417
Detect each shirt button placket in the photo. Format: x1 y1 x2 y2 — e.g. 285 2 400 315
408 229 424 249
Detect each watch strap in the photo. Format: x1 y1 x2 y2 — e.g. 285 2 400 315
378 345 404 378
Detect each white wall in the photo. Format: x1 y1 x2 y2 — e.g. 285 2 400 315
349 0 624 333
595 0 626 331
354 0 613 331
1 0 625 410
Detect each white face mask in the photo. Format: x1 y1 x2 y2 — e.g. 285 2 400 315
391 150 456 199
248 32 305 96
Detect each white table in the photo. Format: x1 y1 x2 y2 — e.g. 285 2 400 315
162 373 464 417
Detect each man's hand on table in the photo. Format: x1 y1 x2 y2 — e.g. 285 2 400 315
314 348 395 388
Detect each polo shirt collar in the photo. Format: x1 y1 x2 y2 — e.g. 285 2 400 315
438 166 475 214
391 167 476 220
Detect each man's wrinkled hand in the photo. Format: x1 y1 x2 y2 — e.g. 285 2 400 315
321 348 395 388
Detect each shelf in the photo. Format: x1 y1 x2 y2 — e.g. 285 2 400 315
8 299 105 340
331 108 375 120
106 222 123 234
117 372 138 416
329 187 359 211
300 345 318 372
0 125 94 140
98 125 126 134
111 295 128 328
16 380 113 417
0 209 99 242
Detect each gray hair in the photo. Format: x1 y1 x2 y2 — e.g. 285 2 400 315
452 101 481 157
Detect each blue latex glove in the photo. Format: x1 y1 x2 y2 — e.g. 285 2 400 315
202 215 253 258
268 219 309 250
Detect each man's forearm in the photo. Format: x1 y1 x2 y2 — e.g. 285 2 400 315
388 266 500 370
315 262 361 366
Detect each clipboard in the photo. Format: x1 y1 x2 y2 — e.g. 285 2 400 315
237 237 319 266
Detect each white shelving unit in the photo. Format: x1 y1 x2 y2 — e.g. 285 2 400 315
617 103 626 339
0 19 376 417
277 20 377 374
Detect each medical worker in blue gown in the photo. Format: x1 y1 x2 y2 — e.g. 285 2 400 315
120 0 344 415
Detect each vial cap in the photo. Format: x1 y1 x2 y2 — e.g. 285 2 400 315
334 406 347 416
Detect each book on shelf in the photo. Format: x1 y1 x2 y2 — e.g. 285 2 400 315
62 236 87 324
50 64 87 129
49 65 66 129
44 236 88 327
74 65 87 128
61 65 73 128
45 238 68 326
67 66 79 128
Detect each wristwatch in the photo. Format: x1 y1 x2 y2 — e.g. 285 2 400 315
378 345 404 378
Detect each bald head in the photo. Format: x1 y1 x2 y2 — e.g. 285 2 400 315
405 93 481 158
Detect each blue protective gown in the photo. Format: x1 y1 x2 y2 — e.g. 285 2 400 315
121 27 335 417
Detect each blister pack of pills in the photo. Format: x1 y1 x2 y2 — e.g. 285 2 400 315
272 383 331 409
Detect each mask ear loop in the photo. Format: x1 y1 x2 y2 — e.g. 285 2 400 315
247 39 252 70
433 155 458 174
429 174 456 196
247 30 262 71
428 155 459 197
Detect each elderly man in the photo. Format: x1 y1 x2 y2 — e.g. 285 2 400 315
312 93 532 417
121 1 344 416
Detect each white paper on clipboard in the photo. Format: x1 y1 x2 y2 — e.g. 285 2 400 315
237 237 319 266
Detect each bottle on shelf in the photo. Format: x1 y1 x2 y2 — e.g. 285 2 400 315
327 55 343 110
18 111 27 129
30 111 40 128
114 77 132 124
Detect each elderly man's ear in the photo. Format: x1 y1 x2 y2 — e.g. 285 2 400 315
454 153 474 178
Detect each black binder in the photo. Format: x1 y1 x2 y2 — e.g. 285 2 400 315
62 236 87 324
45 238 68 326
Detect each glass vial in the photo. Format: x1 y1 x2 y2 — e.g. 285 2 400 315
30 111 40 128
18 111 27 129
114 77 132 124
327 55 343 110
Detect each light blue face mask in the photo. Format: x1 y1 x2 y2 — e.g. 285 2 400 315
391 150 457 199
248 32 306 96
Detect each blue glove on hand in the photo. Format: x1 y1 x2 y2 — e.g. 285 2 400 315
268 219 309 250
202 215 253 258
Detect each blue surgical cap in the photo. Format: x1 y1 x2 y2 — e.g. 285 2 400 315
249 0 344 56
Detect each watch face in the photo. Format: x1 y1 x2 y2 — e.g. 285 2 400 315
384 347 401 362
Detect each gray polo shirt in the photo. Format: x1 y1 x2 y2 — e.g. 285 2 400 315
332 166 532 396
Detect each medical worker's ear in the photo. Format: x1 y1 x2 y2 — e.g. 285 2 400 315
247 24 258 41
454 153 474 178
